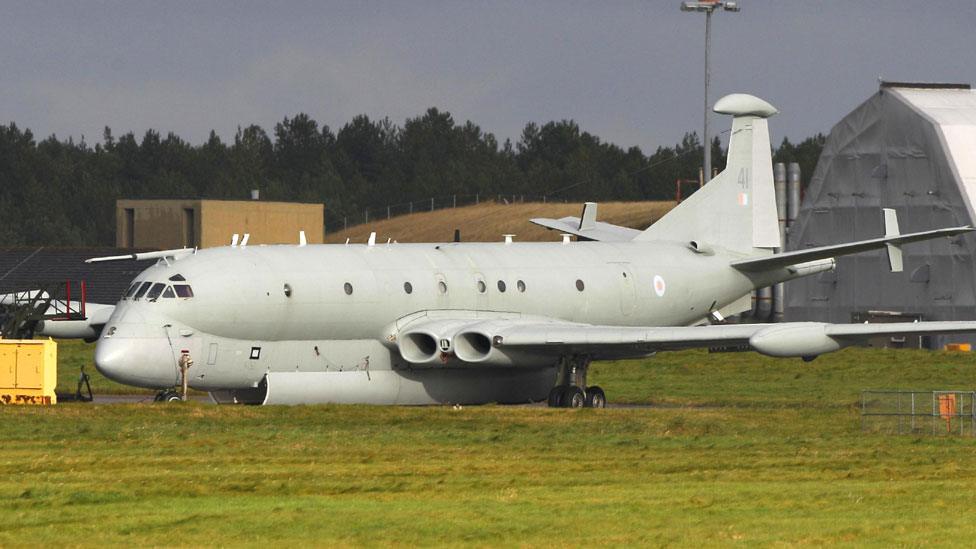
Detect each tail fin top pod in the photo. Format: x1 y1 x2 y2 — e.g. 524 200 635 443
634 94 780 255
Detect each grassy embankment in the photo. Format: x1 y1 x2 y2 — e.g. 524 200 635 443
325 200 675 244
3 344 976 545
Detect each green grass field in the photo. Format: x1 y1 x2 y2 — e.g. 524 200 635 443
3 345 976 546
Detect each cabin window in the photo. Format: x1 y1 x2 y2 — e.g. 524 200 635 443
162 286 176 299
344 282 353 295
124 282 141 299
517 280 526 292
438 281 448 294
146 283 165 300
576 279 585 291
477 280 486 293
282 283 292 298
169 274 186 281
404 282 413 294
133 281 153 299
174 284 194 298
497 281 507 293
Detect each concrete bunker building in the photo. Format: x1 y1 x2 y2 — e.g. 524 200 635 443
116 198 324 249
786 82 976 347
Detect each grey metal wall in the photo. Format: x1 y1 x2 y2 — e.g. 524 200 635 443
785 87 976 347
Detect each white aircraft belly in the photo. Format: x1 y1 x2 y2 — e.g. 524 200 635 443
262 367 556 405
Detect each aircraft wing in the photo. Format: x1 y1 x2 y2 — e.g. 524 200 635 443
490 320 976 357
731 226 973 272
397 315 976 364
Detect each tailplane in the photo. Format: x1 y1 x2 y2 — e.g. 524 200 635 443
634 94 780 256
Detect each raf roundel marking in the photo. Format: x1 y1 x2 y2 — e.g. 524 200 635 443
653 275 666 297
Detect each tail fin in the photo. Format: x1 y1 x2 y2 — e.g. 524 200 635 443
634 94 780 256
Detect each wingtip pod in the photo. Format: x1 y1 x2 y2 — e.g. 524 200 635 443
713 94 778 118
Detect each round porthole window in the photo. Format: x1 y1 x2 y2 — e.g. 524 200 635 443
477 280 487 293
404 282 413 294
344 282 353 295
517 280 526 292
497 280 507 293
575 279 585 291
438 280 448 294
283 283 292 297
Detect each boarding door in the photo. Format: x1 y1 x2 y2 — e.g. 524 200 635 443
613 263 637 317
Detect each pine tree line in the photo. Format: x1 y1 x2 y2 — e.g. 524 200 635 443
0 109 824 246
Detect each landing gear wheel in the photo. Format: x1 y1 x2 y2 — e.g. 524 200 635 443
155 390 183 402
547 387 564 408
563 386 585 408
585 386 606 408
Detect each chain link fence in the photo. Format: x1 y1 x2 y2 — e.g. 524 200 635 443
861 390 976 436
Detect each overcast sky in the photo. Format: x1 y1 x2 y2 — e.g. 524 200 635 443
3 1 974 152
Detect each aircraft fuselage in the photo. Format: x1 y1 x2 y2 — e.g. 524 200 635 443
94 240 758 403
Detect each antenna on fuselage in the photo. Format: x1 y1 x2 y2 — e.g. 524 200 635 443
298 230 307 247
367 232 376 247
503 234 515 245
231 233 240 247
240 233 250 248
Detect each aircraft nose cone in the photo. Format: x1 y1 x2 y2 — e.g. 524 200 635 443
93 340 127 383
94 336 178 389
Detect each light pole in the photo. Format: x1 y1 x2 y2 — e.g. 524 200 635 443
680 1 740 183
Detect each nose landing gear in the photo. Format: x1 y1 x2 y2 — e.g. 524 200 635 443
154 352 194 403
547 355 606 408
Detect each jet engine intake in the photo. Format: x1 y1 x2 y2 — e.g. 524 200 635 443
453 331 493 362
398 331 441 364
398 318 561 367
396 319 474 365
453 326 555 367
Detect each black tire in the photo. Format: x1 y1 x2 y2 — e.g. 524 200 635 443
585 386 607 408
564 386 585 408
547 387 564 408
156 390 182 402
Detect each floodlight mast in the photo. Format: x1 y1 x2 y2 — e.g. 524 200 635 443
680 1 740 184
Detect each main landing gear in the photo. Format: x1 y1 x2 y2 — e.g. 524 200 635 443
154 389 183 402
547 355 606 408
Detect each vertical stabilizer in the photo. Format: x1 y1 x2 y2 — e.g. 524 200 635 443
635 94 780 255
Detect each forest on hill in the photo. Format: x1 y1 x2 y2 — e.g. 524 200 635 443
0 109 824 246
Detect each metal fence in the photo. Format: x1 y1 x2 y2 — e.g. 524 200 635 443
861 390 976 436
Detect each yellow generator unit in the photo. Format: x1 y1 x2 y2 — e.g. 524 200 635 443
0 339 57 405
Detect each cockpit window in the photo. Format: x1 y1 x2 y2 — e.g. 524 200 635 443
124 282 141 299
162 286 176 298
174 284 194 298
169 274 186 281
146 283 165 300
133 281 153 299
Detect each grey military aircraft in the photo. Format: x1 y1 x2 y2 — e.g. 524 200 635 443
81 93 976 407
